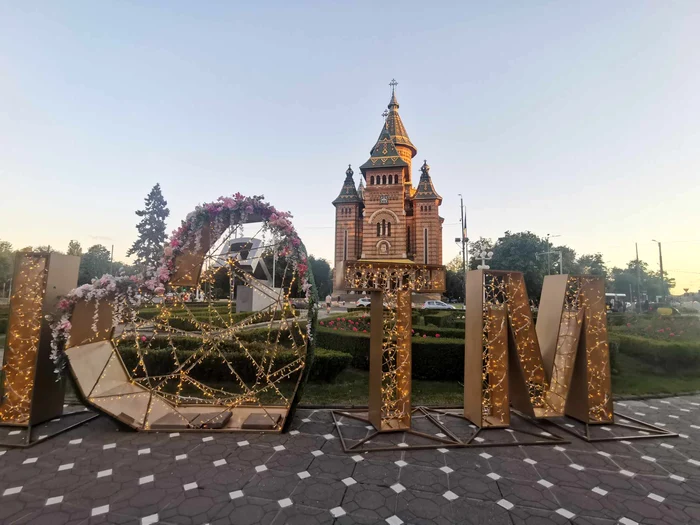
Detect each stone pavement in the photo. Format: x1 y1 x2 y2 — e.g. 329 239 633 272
2 396 700 524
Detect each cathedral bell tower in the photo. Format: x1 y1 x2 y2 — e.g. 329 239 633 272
332 165 363 291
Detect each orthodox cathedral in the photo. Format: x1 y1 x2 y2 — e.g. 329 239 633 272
332 81 443 291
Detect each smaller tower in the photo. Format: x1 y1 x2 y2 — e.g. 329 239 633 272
412 161 443 265
332 165 364 291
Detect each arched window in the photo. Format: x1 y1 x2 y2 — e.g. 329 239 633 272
382 219 386 236
387 222 391 237
376 223 381 237
370 176 374 185
382 175 387 185
394 174 398 184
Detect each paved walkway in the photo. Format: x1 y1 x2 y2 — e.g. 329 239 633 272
2 396 700 524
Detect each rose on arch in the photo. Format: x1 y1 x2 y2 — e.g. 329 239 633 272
49 194 317 374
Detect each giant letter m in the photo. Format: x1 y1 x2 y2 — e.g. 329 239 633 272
464 271 613 428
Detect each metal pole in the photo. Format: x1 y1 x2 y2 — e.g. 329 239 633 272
559 251 563 274
657 241 665 302
635 243 642 310
546 234 551 275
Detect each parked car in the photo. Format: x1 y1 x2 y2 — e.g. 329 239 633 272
356 297 371 308
422 300 455 310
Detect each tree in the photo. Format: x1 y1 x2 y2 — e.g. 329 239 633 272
445 255 464 273
127 183 170 274
33 245 64 254
489 231 549 299
577 253 607 276
445 269 465 302
0 241 14 296
67 240 83 256
78 244 112 285
551 245 578 275
309 256 332 299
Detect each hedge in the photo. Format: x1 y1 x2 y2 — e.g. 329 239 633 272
117 345 350 383
315 327 464 380
615 334 700 374
412 326 464 339
153 310 295 332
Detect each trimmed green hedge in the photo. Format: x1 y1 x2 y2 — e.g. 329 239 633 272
316 328 371 369
154 310 295 332
117 345 350 383
615 334 700 374
412 326 464 339
315 327 464 380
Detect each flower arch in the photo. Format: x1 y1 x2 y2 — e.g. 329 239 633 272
52 194 318 433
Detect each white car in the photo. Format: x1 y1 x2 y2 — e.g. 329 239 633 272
422 300 455 310
356 297 371 307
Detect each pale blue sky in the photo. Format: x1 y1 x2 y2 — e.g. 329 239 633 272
1 1 699 291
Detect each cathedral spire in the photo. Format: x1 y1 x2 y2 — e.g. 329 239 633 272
384 79 416 157
413 160 442 204
332 164 362 205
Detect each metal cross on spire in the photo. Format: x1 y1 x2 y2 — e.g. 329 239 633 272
389 78 398 93
382 109 389 119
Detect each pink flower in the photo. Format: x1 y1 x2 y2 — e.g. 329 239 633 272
353 327 358 332
626 323 631 328
59 320 72 331
362 330 367 333
164 246 173 257
245 205 254 214
140 336 147 342
58 298 71 310
669 333 675 337
422 334 427 338
435 334 440 338
319 321 324 326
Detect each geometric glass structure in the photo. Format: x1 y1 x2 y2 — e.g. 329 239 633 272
63 196 316 432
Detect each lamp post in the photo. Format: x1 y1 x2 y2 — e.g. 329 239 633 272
651 239 666 303
477 250 493 270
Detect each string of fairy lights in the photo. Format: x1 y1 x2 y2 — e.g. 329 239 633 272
344 261 445 429
477 271 613 426
83 223 309 430
0 254 48 424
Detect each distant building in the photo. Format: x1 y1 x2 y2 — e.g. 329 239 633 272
332 82 443 291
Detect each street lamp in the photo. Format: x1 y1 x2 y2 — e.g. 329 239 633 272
477 250 493 270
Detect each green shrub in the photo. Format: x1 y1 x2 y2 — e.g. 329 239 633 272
316 327 465 380
309 349 352 382
412 337 464 381
616 334 700 374
412 326 464 339
316 327 371 369
422 311 460 328
117 344 349 383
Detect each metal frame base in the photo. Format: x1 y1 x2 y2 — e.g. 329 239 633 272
543 411 678 443
332 407 569 453
0 408 99 448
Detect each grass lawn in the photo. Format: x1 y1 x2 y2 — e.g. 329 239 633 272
612 353 700 397
302 368 463 406
300 353 700 407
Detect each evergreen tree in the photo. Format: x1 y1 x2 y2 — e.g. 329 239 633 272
127 183 169 273
67 240 83 256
